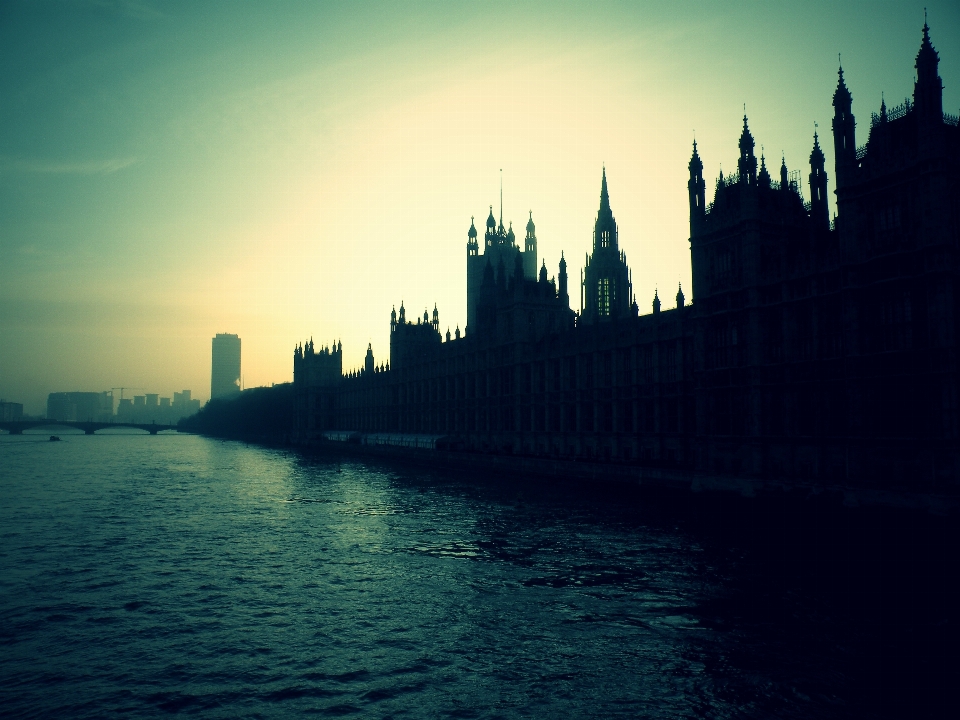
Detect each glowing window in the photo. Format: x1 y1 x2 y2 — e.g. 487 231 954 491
598 278 611 316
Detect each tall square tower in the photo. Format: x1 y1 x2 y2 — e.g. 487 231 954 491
211 333 241 400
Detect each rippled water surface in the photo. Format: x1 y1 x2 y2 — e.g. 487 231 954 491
0 433 953 718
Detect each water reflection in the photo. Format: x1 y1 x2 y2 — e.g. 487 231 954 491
0 434 953 718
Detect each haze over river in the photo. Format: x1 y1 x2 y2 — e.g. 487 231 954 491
0 432 953 718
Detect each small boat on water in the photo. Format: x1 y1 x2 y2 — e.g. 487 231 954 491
49 435 61 442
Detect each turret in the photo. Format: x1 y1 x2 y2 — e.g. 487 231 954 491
390 305 397 333
913 19 943 121
676 283 685 308
364 343 374 374
432 304 439 333
652 289 661 314
809 131 830 235
485 206 496 247
398 302 406 325
738 115 757 185
539 260 548 284
832 64 856 189
467 216 478 257
558 252 568 305
525 210 537 258
688 140 706 234
758 151 771 188
780 156 789 192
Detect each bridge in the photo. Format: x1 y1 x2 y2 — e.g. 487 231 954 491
0 420 180 435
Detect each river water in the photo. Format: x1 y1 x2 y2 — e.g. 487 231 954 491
0 432 953 718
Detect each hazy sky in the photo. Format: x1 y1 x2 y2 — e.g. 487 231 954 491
2 1 958 414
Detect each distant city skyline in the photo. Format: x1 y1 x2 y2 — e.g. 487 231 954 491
2 1 958 415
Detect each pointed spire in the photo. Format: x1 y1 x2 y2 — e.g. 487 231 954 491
652 289 661 314
758 147 771 187
917 12 938 70
688 138 703 173
468 215 477 239
738 114 757 184
914 14 942 118
880 92 887 122
810 126 825 166
833 61 852 109
676 283 685 309
739 113 755 155
600 165 610 212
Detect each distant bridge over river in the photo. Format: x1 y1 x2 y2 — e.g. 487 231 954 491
0 420 180 435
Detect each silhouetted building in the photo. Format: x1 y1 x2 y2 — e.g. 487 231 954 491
581 168 636 323
211 333 241 400
173 389 201 418
1 400 24 422
294 24 959 490
292 339 342 438
47 392 113 422
466 197 539 334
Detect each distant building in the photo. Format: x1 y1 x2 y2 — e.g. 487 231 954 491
117 398 134 418
173 390 202 418
211 333 242 400
0 400 24 422
47 392 113 422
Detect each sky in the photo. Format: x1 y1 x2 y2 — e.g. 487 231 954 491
1 1 958 415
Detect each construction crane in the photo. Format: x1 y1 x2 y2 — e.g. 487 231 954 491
108 387 145 419
111 387 144 401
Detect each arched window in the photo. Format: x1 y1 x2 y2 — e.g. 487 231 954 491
598 278 611 316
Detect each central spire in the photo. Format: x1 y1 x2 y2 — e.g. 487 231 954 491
600 166 610 212
499 168 503 231
594 167 617 252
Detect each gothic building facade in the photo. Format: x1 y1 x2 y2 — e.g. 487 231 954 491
295 24 959 492
465 201 539 333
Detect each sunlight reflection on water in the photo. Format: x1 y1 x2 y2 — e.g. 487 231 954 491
0 432 925 718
